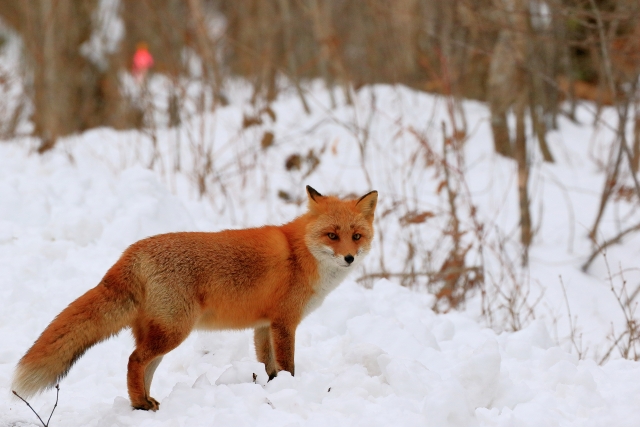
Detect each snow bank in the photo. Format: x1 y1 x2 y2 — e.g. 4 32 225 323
1 83 640 425
3 272 640 426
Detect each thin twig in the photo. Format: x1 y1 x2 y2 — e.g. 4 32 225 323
559 275 583 358
356 271 436 283
582 221 640 272
598 329 628 365
47 384 60 427
12 391 47 427
12 384 59 427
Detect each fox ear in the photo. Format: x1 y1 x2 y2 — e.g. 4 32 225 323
356 190 378 220
306 185 323 203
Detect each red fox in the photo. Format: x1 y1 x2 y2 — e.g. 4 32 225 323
12 186 377 411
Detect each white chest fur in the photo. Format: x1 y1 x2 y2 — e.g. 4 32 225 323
302 258 356 318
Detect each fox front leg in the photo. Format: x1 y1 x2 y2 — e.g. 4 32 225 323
270 322 296 376
254 326 277 380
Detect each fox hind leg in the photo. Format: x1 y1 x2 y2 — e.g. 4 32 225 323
128 322 191 411
144 356 163 397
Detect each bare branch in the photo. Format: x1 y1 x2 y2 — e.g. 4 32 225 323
12 384 59 427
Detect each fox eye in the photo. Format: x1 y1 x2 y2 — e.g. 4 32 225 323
353 233 361 241
327 232 338 240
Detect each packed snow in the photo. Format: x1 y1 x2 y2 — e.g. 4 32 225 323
1 83 640 426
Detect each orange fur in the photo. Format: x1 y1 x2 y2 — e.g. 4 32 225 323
12 186 378 411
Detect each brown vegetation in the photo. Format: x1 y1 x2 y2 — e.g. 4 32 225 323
0 0 637 255
0 0 639 354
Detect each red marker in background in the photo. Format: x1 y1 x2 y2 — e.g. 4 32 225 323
132 42 154 83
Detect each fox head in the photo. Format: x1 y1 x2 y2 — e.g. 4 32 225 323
304 185 378 270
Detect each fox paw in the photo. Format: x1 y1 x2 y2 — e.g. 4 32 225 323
132 396 160 411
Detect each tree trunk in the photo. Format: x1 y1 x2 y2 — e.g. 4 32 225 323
487 31 515 157
1 0 143 152
515 92 532 264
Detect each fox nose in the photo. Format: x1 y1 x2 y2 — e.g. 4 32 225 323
344 254 354 264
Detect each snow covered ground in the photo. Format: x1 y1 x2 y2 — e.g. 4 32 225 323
1 83 640 426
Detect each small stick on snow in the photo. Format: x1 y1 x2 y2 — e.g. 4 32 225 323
12 384 60 427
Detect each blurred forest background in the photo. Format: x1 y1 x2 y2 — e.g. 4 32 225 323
0 0 637 253
1 0 640 346
0 0 638 154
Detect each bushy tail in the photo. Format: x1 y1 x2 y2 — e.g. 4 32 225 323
12 282 136 398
